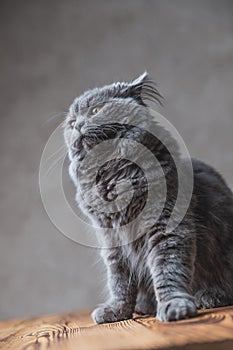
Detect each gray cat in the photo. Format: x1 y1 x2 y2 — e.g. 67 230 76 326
64 72 233 323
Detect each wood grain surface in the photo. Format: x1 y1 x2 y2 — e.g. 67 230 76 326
0 307 233 350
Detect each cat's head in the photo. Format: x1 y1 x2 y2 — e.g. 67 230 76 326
64 72 162 161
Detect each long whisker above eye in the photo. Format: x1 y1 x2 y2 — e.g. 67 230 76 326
43 111 67 126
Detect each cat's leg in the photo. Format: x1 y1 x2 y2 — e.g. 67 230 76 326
147 226 197 322
195 287 233 309
135 287 157 315
92 248 137 324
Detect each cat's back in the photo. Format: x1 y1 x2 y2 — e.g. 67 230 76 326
192 158 233 204
192 158 233 246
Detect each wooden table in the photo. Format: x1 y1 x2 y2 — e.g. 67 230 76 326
0 307 233 349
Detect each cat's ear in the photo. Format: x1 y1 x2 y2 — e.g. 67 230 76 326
130 71 148 87
126 71 163 106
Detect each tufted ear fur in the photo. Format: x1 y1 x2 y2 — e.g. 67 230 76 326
130 71 149 87
122 71 163 106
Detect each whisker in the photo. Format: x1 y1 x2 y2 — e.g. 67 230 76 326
43 111 67 126
44 150 67 177
46 144 67 162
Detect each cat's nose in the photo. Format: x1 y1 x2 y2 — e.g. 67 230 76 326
75 121 85 132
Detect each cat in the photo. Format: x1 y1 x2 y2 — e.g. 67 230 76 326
64 72 233 323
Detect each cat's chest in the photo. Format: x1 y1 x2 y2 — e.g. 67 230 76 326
121 240 149 278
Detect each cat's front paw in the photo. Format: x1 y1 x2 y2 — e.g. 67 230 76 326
157 297 197 322
92 303 133 324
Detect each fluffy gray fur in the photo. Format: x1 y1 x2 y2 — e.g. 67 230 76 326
64 72 233 323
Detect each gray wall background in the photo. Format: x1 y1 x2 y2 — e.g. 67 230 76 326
0 0 233 320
